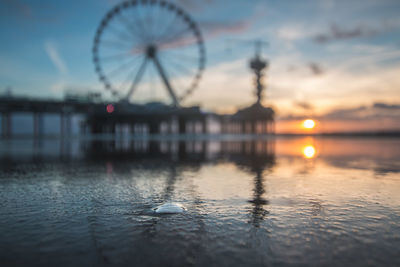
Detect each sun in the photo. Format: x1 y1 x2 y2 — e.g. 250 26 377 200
303 119 315 129
303 145 316 158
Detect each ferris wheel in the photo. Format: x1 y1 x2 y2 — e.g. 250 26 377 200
93 0 205 107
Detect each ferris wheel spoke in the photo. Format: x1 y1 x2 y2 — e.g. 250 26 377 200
167 67 187 94
100 39 133 50
128 17 150 44
117 13 147 43
116 9 147 44
116 14 137 37
114 55 147 95
158 55 190 89
158 20 188 41
164 63 196 95
161 50 199 62
105 23 139 44
168 66 194 86
168 66 194 82
115 66 140 96
134 5 153 43
161 58 195 77
161 55 196 77
165 45 197 53
156 12 179 43
104 54 142 71
158 29 194 49
160 15 189 39
106 56 143 79
162 50 201 68
151 3 162 42
99 52 135 62
146 4 155 42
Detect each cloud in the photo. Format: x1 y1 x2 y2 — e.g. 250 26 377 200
44 40 69 95
154 18 252 53
308 62 324 75
282 62 324 76
44 40 68 75
267 45 400 118
373 102 400 109
321 105 369 120
158 20 251 50
313 24 378 44
276 25 309 42
293 101 314 111
186 58 254 113
273 24 314 50
201 20 251 37
279 102 400 121
276 101 400 133
318 102 400 132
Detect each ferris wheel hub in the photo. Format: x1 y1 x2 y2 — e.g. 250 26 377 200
146 44 157 58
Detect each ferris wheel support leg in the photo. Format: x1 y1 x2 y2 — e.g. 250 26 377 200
126 58 148 101
152 56 180 108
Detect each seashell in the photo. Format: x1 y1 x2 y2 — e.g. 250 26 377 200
154 202 185 214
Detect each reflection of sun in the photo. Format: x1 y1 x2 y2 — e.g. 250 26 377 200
303 145 316 158
303 119 315 129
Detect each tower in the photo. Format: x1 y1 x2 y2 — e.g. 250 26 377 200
249 40 268 104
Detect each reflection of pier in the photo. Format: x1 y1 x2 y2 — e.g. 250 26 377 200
218 139 274 227
84 139 275 166
0 138 275 227
84 139 275 227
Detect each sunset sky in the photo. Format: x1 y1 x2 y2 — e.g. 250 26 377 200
0 0 399 133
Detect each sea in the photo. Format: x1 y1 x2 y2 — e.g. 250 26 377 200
0 136 399 266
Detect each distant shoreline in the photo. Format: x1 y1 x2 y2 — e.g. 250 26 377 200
1 131 400 141
277 131 400 138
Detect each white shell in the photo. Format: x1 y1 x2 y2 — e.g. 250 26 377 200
154 202 185 214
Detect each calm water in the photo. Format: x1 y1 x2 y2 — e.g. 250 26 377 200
0 137 399 266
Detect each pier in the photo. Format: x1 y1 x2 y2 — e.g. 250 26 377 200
0 95 275 138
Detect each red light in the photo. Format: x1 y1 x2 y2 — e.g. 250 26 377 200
106 104 114 113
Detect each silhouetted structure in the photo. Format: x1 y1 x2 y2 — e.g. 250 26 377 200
220 40 275 135
93 0 205 107
0 95 276 138
221 102 274 134
0 95 96 139
85 102 211 135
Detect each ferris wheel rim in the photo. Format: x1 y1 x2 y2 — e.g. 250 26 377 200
92 0 206 103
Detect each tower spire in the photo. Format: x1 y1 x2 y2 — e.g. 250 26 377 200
249 41 268 104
